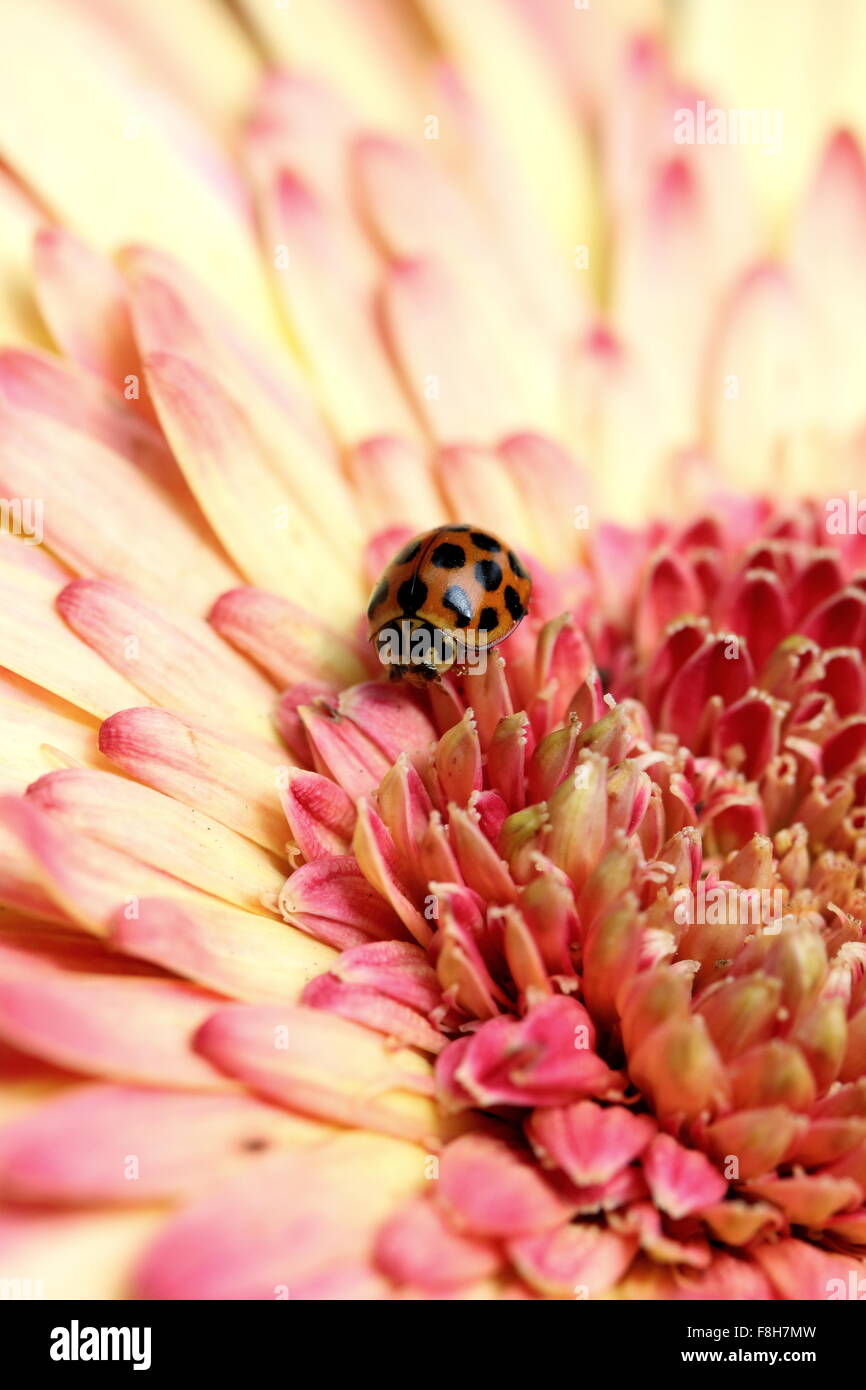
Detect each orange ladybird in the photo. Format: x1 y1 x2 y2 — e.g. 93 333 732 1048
367 524 532 684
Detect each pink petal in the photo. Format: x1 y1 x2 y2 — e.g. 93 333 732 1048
352 799 432 947
195 1004 437 1142
110 897 335 1004
302 974 444 1052
613 1201 711 1269
444 998 621 1110
210 586 364 688
28 768 286 913
642 1133 727 1219
439 1134 577 1238
0 1204 163 1298
58 578 278 743
0 394 235 616
488 713 531 809
528 1101 656 1186
33 226 147 400
546 752 608 891
435 709 482 805
279 769 356 861
279 855 404 949
0 1083 328 1201
347 436 449 534
700 1200 782 1246
508 1222 637 1299
332 940 442 1015
0 793 201 933
743 1173 862 1227
144 350 359 626
374 1195 502 1290
634 549 703 659
299 701 391 799
0 548 144 719
336 683 436 765
659 633 755 750
384 258 545 440
752 1238 866 1300
448 804 517 904
264 170 417 441
99 706 288 852
133 1132 425 1299
0 965 228 1089
377 755 434 895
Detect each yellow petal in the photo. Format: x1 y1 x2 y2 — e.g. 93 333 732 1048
0 1205 167 1299
435 445 542 551
85 0 260 136
0 691 102 792
0 0 281 344
384 257 549 440
0 397 238 614
98 706 290 854
33 226 145 396
670 0 829 236
0 555 145 719
347 436 449 533
564 328 668 523
58 578 280 746
355 135 563 431
703 265 823 496
124 247 366 559
111 896 336 1005
144 351 362 627
419 0 598 255
236 0 423 134
28 768 286 915
0 171 51 349
262 171 420 443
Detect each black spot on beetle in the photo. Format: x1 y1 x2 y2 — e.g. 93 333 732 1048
443 584 472 627
475 558 503 591
432 542 466 569
448 524 470 531
504 585 524 621
394 538 422 565
397 577 427 615
478 606 500 632
367 578 389 618
508 549 528 580
470 530 501 552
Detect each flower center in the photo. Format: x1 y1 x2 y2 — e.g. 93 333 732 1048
280 504 866 1293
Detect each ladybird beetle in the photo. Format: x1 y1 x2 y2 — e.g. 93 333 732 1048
367 524 532 684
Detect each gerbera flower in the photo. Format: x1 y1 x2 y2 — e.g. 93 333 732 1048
0 0 866 1301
